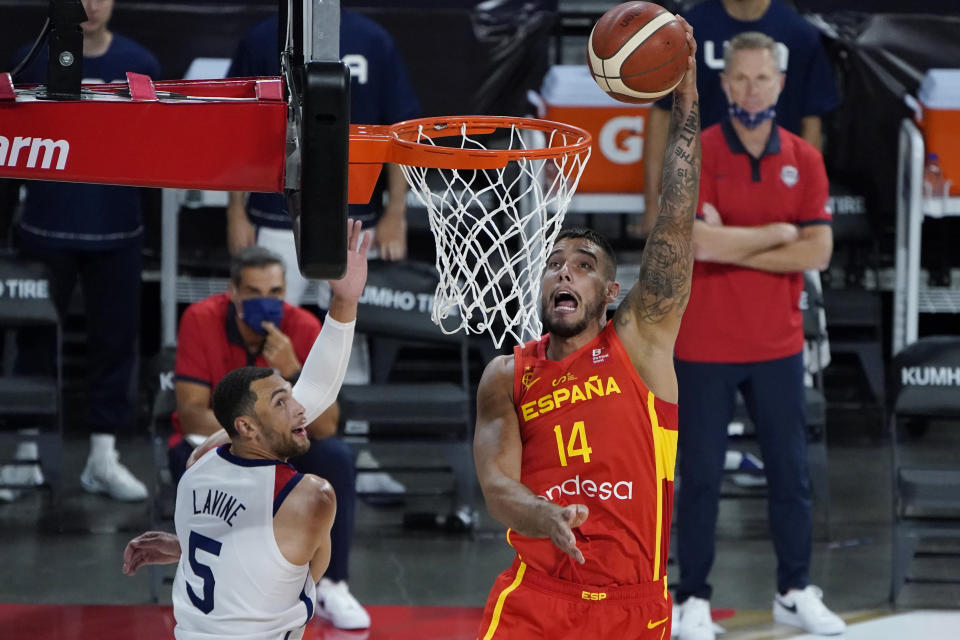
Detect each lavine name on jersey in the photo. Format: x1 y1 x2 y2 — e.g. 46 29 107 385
192 488 247 527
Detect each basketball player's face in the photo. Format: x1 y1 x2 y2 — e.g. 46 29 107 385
722 48 784 113
80 0 114 35
541 238 614 338
249 375 310 459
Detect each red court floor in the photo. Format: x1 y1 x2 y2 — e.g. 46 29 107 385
0 603 740 639
0 603 484 640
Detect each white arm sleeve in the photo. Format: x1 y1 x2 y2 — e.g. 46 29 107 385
292 315 355 424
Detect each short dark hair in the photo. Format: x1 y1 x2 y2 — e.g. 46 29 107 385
230 246 286 285
553 227 618 280
212 367 275 437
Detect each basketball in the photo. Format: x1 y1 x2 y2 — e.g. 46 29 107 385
586 1 690 104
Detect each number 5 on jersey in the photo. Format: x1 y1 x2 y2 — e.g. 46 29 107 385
188 530 222 614
553 421 592 467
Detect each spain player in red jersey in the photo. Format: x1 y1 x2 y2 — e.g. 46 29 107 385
473 18 700 640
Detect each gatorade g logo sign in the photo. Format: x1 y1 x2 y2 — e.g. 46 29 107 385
599 116 644 165
0 278 49 299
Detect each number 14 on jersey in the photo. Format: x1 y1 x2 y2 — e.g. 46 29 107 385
553 421 592 467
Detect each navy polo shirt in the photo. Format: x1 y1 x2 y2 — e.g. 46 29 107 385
656 0 839 133
228 11 421 229
12 34 161 251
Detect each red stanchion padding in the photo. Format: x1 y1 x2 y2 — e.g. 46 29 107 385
0 73 14 102
126 72 157 102
0 78 288 192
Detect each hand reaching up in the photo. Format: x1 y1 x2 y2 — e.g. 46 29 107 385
329 219 372 305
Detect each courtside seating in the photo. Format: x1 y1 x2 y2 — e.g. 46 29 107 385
0 256 64 506
337 260 479 526
888 336 960 603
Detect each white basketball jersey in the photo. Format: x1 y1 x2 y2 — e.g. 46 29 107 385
172 446 316 640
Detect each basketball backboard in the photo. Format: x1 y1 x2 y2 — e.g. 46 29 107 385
1 0 350 279
283 0 350 280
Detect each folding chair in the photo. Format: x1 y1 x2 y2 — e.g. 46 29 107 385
0 256 64 506
337 260 479 528
142 346 178 602
887 336 960 603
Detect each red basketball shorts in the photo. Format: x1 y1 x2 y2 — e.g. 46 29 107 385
477 560 672 640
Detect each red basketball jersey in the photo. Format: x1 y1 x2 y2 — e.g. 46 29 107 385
509 321 678 586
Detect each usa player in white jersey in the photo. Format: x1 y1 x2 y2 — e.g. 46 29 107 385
123 220 370 640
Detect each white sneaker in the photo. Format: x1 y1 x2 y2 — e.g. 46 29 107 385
0 468 22 502
356 471 406 494
356 449 379 469
726 450 767 488
677 596 715 640
317 578 371 630
773 585 846 635
355 449 405 495
0 460 45 502
80 450 148 501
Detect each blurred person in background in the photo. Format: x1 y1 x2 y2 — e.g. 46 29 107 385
2 0 160 502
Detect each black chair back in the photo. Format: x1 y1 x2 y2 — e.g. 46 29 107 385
0 258 59 325
888 337 960 418
355 261 462 344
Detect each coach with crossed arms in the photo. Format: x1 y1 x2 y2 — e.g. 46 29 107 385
670 32 842 640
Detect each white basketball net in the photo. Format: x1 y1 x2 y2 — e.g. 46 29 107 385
398 122 590 348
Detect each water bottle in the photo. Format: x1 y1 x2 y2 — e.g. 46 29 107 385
923 152 946 199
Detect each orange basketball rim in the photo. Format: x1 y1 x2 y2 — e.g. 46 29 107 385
347 115 592 205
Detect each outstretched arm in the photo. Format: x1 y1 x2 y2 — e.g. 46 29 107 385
641 105 672 237
293 219 371 423
188 221 371 464
473 356 588 564
614 17 700 400
226 191 256 254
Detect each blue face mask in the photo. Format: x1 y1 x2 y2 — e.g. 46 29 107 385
728 102 777 130
240 297 284 335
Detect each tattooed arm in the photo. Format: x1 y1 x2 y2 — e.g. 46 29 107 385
613 16 700 402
